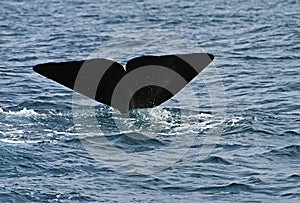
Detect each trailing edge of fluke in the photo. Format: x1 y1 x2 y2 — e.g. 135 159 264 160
33 53 214 113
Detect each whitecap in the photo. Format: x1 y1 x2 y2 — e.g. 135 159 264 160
228 117 245 127
0 138 47 144
0 107 45 117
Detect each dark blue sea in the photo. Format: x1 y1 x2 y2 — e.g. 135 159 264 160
0 0 299 202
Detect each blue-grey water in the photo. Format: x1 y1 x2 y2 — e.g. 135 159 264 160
0 0 299 202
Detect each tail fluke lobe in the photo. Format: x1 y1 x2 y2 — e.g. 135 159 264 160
33 59 125 107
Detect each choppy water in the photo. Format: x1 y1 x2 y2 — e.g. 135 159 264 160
0 0 299 202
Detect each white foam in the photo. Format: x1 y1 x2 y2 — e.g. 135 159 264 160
49 110 63 116
148 107 172 123
229 117 245 127
0 107 44 117
0 138 47 144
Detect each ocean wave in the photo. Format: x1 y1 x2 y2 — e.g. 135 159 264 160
261 145 300 158
199 155 232 165
162 182 253 193
0 138 49 144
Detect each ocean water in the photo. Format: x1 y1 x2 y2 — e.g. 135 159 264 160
0 0 299 202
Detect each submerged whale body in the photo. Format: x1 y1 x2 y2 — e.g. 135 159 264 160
33 53 214 113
